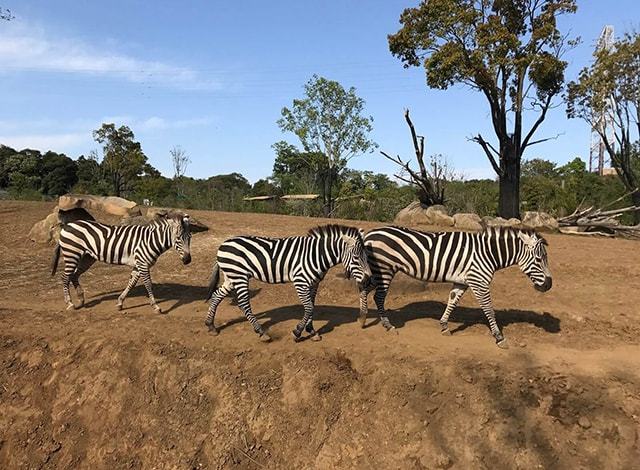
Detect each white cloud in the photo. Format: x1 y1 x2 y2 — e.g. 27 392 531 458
458 167 498 181
0 115 215 153
0 132 88 152
0 22 222 91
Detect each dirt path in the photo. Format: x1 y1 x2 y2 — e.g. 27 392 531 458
1 201 639 469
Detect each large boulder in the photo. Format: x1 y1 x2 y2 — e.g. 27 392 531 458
28 207 95 244
28 208 61 244
521 211 559 232
453 213 484 231
394 201 425 226
394 202 454 228
482 216 522 228
58 194 141 217
426 206 454 227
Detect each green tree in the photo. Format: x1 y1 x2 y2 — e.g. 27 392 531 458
40 151 78 196
277 75 377 216
92 123 149 197
566 32 640 221
271 141 324 196
388 0 577 219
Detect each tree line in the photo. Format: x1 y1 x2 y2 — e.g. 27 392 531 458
1 1 638 223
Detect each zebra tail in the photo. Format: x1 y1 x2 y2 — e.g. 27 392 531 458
205 262 220 302
51 244 61 276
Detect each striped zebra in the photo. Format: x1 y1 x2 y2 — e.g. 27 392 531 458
359 226 552 347
51 212 192 313
204 224 371 342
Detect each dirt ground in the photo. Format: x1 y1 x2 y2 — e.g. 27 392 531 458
1 200 639 469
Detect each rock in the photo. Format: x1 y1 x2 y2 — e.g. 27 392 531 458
28 208 61 244
393 201 425 226
58 194 141 217
29 207 97 244
578 416 592 429
453 213 484 231
483 216 522 228
521 211 559 232
426 206 454 227
394 202 455 228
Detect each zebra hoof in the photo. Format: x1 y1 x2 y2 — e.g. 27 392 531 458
207 325 219 336
292 331 303 343
116 303 123 311
310 333 322 342
66 303 75 311
441 328 451 336
496 338 508 349
153 305 163 314
259 333 272 343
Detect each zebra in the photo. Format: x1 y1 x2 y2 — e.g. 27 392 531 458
358 226 552 347
204 224 372 342
51 212 192 313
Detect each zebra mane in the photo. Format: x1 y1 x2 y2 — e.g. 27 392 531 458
307 224 362 240
484 226 547 245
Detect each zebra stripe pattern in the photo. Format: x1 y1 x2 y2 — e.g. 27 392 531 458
359 226 552 347
51 212 192 312
205 224 371 342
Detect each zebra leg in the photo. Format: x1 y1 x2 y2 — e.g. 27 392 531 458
439 283 468 335
117 269 140 311
373 283 395 332
469 283 507 348
358 283 374 328
138 264 162 313
62 254 81 310
235 279 270 342
70 255 96 308
305 282 321 339
204 280 233 335
292 283 319 342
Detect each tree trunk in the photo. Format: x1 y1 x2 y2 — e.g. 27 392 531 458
498 144 520 219
632 190 640 225
323 172 333 217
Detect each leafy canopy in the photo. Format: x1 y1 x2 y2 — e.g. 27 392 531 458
277 75 376 170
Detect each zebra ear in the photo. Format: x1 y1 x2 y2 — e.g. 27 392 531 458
358 228 365 238
341 234 357 247
517 231 535 246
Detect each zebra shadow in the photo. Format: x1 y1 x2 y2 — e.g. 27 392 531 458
382 301 561 334
216 301 560 339
215 304 360 339
85 283 262 314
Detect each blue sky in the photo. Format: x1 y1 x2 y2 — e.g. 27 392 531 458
1 1 639 182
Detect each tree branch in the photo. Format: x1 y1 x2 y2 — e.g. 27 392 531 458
471 134 503 177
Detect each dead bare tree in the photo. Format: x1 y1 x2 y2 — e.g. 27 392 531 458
557 190 640 239
170 146 191 199
381 109 455 206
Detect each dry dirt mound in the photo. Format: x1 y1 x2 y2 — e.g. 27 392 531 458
1 201 639 469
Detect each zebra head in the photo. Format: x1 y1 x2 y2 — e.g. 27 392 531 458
517 231 552 292
168 213 192 265
339 227 372 286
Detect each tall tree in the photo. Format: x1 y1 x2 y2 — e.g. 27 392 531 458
278 75 377 216
92 123 149 197
388 0 577 218
170 145 191 199
566 32 640 222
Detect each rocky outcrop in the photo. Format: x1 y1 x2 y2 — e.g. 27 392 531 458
482 216 522 228
453 213 483 231
521 211 559 232
58 194 141 217
394 202 454 228
28 207 95 243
